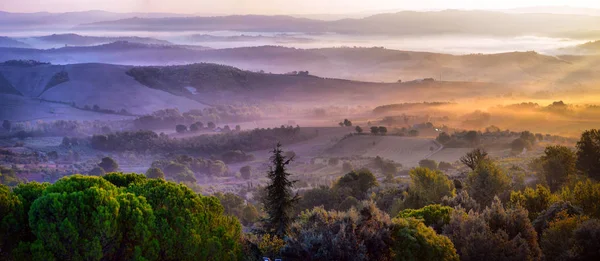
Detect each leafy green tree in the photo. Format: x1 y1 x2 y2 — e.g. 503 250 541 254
559 179 600 218
466 160 511 207
398 204 454 233
264 143 298 237
98 157 119 173
541 146 577 191
145 167 165 179
509 185 557 220
355 125 363 134
334 169 378 200
0 184 24 259
28 176 123 260
103 173 147 188
419 159 438 170
240 165 252 180
404 167 455 209
576 129 600 180
127 178 242 260
391 217 459 261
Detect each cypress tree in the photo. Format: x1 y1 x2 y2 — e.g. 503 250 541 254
264 142 298 237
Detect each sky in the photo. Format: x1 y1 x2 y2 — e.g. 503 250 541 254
2 0 600 14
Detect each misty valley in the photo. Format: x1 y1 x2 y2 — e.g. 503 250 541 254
2 5 600 261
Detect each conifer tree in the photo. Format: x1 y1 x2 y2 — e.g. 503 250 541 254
264 142 298 237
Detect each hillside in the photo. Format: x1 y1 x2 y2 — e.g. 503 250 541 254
0 44 585 85
0 61 512 121
559 40 600 55
21 33 172 48
0 36 30 48
0 62 209 121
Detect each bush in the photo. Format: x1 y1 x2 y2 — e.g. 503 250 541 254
283 202 393 261
443 198 542 261
398 204 454 233
391 217 459 261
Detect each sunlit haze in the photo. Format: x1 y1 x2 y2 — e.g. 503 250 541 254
2 0 600 14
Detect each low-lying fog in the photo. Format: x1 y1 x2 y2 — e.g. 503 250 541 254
2 29 590 54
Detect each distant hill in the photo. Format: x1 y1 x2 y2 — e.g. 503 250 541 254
0 44 578 84
559 40 600 55
0 61 509 121
23 34 172 48
75 10 600 38
0 36 30 48
0 10 191 30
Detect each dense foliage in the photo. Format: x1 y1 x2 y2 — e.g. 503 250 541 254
0 174 242 261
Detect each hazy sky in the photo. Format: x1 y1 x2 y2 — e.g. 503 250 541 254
2 0 600 14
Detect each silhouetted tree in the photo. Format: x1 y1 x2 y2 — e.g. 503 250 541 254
355 126 363 134
370 126 380 135
98 157 119 173
240 165 252 180
541 145 576 191
175 124 187 133
263 143 298 237
2 120 10 131
576 129 600 180
145 167 165 179
379 126 388 135
460 148 488 171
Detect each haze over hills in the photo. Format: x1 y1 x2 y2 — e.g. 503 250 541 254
0 36 30 48
0 60 511 121
0 10 192 30
73 10 600 38
1 43 597 88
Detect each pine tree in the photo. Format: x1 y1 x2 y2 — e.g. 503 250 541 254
264 142 298 237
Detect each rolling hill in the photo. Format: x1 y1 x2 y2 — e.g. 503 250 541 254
0 61 511 121
21 34 173 48
0 36 30 48
0 44 585 85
